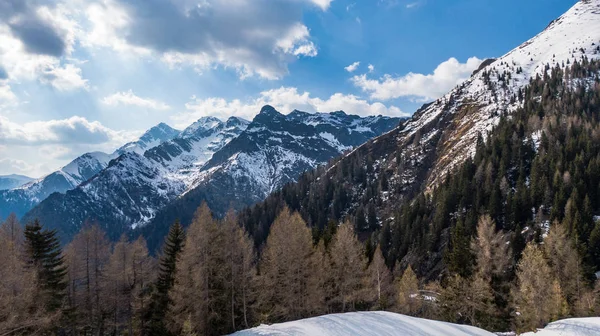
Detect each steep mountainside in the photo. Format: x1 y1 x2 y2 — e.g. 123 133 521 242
235 1 600 274
0 174 33 191
24 110 400 245
0 123 179 219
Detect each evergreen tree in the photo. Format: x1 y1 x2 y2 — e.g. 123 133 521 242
146 219 185 335
24 219 68 314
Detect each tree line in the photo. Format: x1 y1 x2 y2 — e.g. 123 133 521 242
3 203 599 335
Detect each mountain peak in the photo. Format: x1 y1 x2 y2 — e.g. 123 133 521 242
181 116 223 138
259 105 281 116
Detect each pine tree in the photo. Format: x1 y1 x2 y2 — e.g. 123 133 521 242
24 219 68 314
146 219 185 336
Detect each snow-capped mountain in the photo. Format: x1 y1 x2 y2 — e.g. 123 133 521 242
184 106 401 209
117 122 180 155
22 116 252 241
303 0 600 219
0 174 34 191
400 0 600 191
0 123 180 220
23 110 401 243
140 106 402 249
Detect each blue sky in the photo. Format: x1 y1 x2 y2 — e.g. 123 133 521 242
0 0 577 177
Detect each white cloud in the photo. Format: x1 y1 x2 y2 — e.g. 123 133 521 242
0 82 17 108
0 2 85 89
309 0 334 10
79 0 322 80
345 61 360 73
368 64 375 72
102 90 170 110
40 63 88 91
352 57 483 101
0 115 136 146
172 87 407 128
406 1 421 9
0 158 38 176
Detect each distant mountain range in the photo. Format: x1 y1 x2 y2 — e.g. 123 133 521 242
21 109 402 243
0 123 181 220
0 174 34 191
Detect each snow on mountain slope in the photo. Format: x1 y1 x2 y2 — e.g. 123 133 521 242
117 122 180 155
190 106 402 200
521 317 600 336
399 0 600 190
22 116 251 241
138 107 402 251
0 123 179 220
232 311 495 336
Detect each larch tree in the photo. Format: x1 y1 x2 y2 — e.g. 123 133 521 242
221 210 257 332
512 243 567 333
329 222 366 312
543 221 582 307
258 207 315 322
470 215 512 330
396 265 421 316
64 223 111 334
106 235 155 335
170 203 227 336
0 214 44 334
365 245 393 310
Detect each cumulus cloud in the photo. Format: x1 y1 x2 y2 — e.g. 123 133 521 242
0 0 70 57
368 64 374 72
0 115 135 146
81 0 322 79
102 90 170 110
0 2 85 90
172 87 407 128
345 61 360 73
352 57 482 101
39 64 88 91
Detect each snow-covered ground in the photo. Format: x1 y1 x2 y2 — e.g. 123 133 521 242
231 311 495 336
521 318 600 336
232 312 600 336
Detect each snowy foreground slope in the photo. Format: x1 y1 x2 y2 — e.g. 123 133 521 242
231 312 494 336
521 318 600 336
232 313 600 336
